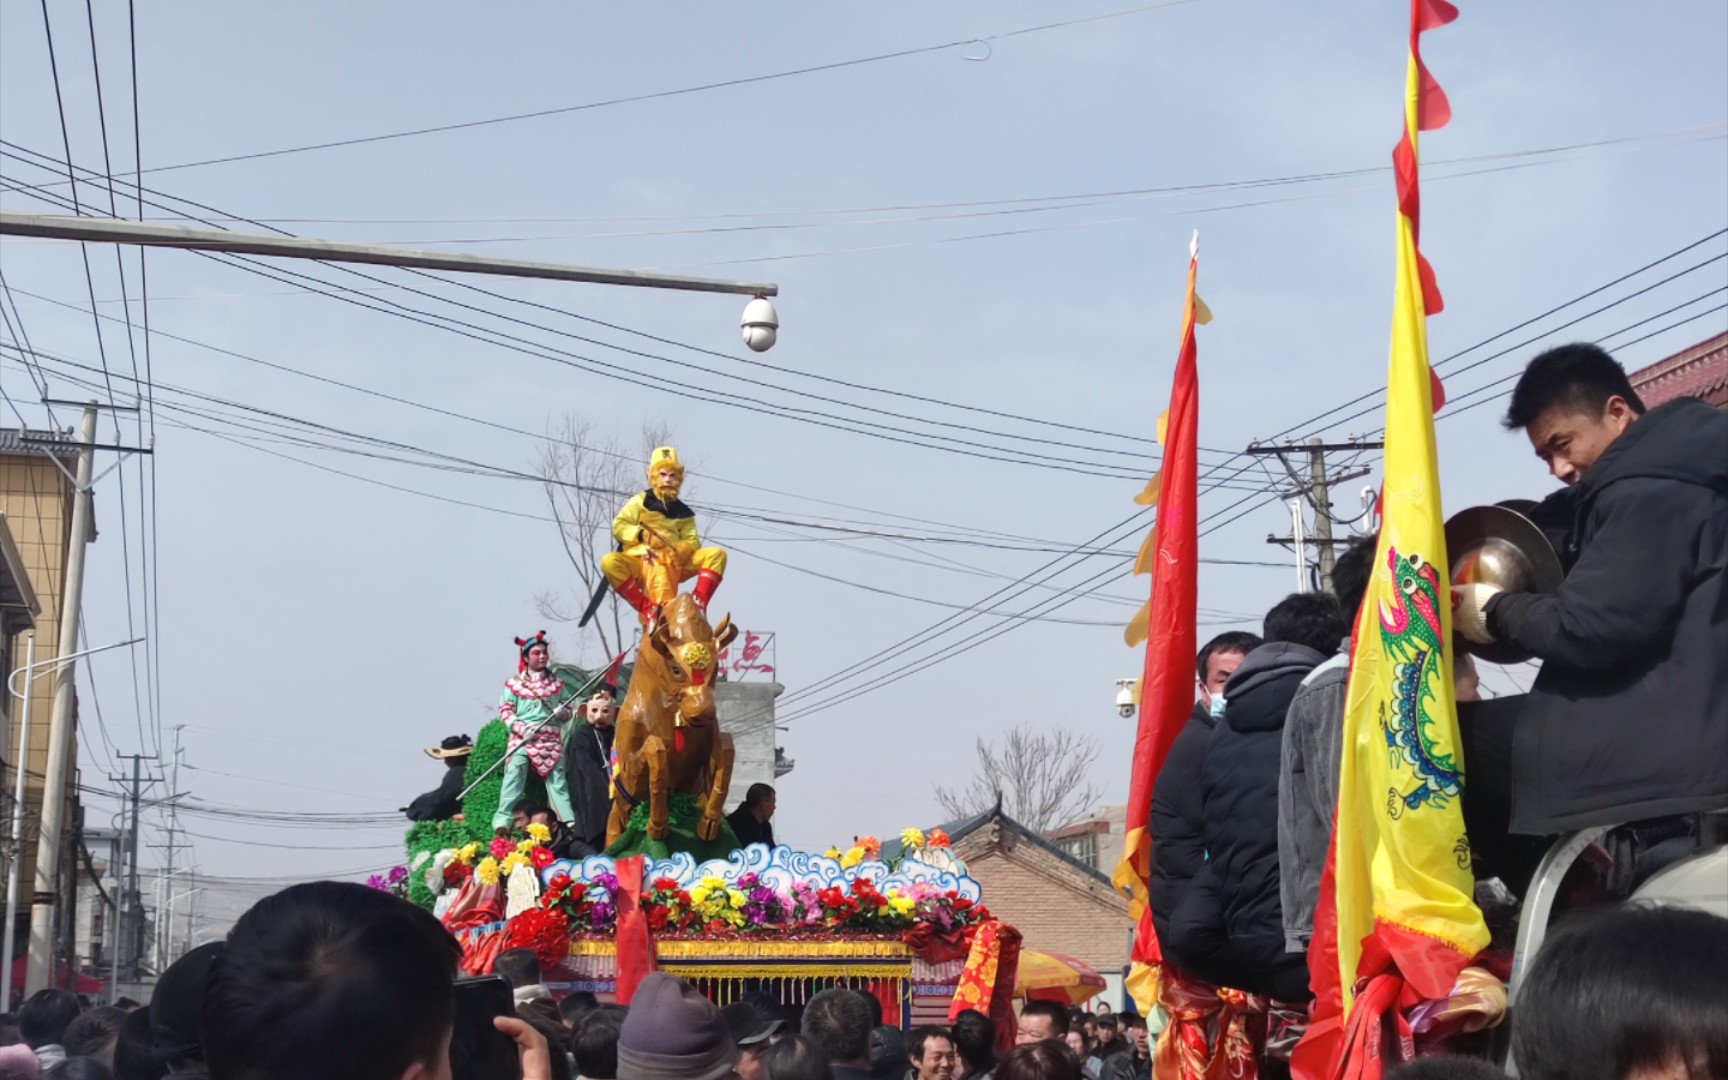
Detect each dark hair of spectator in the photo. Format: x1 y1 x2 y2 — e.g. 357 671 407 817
0 1013 17 1048
1196 631 1263 683
19 989 81 1049
63 1005 127 1061
511 798 549 819
906 1026 953 1064
1331 531 1379 628
571 1004 626 1079
43 1059 117 1080
855 988 883 1030
1092 1012 1119 1033
111 1006 162 1080
1263 592 1347 654
1385 1056 1507 1079
994 1040 1083 1080
803 988 874 1064
951 1009 998 1070
1512 903 1728 1080
1118 1013 1146 1032
743 783 776 810
201 880 461 1080
764 1032 835 1080
558 989 598 1030
1019 1000 1070 1037
112 1001 138 1012
522 1015 572 1080
1504 343 1644 432
494 947 542 989
517 999 561 1029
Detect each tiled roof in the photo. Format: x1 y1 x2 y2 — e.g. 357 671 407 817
0 427 80 454
881 803 1114 887
1628 331 1728 409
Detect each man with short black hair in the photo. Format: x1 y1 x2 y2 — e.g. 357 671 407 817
18 989 78 1070
803 988 874 1079
202 880 552 1080
950 1010 997 1080
1014 1000 1069 1045
572 1004 626 1080
1149 631 1263 954
1099 1015 1148 1080
1449 343 1728 855
726 784 777 850
906 1027 957 1080
1278 531 1377 956
496 948 553 1008
1169 593 1345 1000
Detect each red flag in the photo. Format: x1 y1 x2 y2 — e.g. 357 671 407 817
612 855 658 1004
1112 235 1205 1014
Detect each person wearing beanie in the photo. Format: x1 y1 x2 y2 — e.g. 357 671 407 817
616 974 739 1080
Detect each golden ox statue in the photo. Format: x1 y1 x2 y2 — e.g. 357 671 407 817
606 594 739 846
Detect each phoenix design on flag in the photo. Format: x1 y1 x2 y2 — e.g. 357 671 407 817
1377 548 1461 818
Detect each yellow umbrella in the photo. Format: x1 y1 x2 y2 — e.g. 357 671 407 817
1015 949 1107 1007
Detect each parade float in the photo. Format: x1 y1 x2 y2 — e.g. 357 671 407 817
397 447 1020 1026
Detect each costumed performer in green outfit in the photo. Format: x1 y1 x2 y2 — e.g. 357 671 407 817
491 631 582 835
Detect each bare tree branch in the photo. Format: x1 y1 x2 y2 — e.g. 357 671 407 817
934 725 1102 835
535 415 676 664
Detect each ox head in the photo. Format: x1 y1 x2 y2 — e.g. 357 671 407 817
647 595 739 727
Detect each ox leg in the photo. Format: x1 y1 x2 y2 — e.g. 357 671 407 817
643 734 671 840
697 733 736 843
605 756 638 849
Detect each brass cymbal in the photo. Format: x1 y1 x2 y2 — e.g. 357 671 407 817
1444 504 1564 665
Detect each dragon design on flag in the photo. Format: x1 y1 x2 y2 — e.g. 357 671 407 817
1377 547 1462 817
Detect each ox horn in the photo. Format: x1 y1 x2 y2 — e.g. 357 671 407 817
714 613 739 652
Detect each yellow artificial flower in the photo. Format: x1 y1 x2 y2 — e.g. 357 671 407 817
690 886 711 906
525 822 552 844
475 857 501 885
500 851 529 875
459 842 483 863
702 875 727 891
839 846 865 870
889 895 918 916
516 839 538 855
824 847 842 860
728 889 747 910
901 828 926 850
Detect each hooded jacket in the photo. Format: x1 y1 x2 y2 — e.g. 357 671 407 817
1165 643 1327 1000
1149 703 1214 956
564 720 615 848
1487 396 1728 834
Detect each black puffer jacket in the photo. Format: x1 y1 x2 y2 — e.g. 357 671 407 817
1166 643 1326 1000
1149 703 1213 955
1487 396 1728 833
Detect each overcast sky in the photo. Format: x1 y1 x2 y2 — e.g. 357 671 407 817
1 1 1723 939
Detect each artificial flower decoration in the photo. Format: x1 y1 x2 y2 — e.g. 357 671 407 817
927 829 952 849
838 846 866 870
529 846 556 872
525 822 552 844
859 835 882 859
500 851 530 876
901 828 926 850
475 857 501 885
489 837 514 861
824 847 842 860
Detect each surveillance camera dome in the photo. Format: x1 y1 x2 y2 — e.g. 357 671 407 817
741 296 779 353
1115 684 1136 718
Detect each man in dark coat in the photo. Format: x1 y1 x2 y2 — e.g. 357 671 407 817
727 783 777 849
404 736 472 822
1149 631 1260 954
1165 593 1345 1002
563 685 618 851
1454 344 1728 853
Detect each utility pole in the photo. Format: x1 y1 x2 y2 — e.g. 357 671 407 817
1246 439 1381 595
24 405 97 994
1308 438 1337 592
116 755 153 985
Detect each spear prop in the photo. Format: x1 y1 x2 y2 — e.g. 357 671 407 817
458 650 627 803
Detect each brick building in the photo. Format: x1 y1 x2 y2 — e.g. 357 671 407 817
1628 330 1728 412
892 806 1132 1010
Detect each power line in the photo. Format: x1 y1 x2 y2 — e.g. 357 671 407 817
136 2 1197 174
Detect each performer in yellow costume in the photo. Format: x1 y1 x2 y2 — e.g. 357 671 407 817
601 447 727 625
